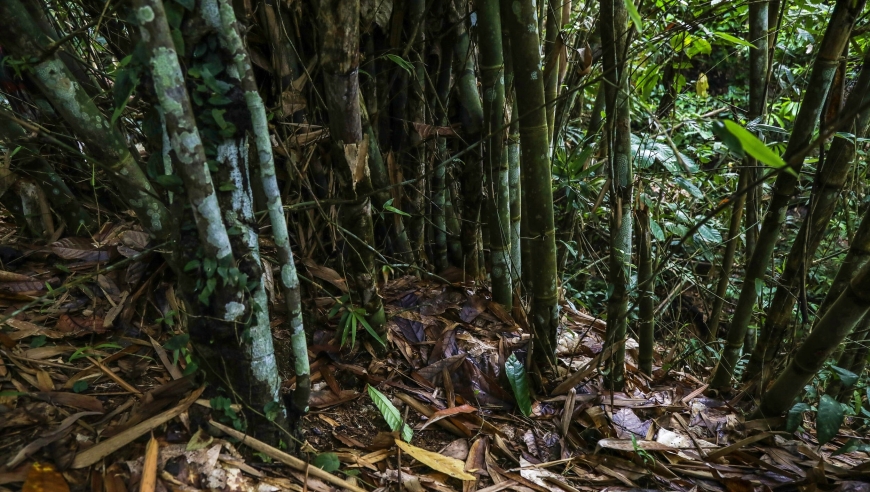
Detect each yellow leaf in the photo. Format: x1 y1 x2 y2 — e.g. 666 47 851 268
696 73 709 98
23 462 69 492
395 439 475 480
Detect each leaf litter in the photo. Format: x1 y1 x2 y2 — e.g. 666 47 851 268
0 222 868 492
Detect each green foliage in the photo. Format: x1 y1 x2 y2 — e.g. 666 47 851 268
505 353 532 417
312 452 341 472
786 402 810 433
367 385 413 442
329 295 385 347
816 395 845 445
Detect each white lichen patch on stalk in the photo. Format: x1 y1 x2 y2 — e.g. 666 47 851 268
250 282 282 404
196 196 233 259
224 301 245 321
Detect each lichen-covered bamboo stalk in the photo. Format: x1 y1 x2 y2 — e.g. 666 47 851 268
205 0 311 413
601 0 634 389
477 0 512 308
135 0 290 440
710 0 865 390
502 0 559 364
744 47 870 382
0 0 172 242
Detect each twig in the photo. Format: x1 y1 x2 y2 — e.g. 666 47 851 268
208 420 366 492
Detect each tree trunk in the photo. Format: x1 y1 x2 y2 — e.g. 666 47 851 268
135 0 290 443
710 0 865 390
449 0 485 280
708 1 767 342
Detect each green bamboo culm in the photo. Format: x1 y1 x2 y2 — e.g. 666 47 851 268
449 0 485 279
827 314 870 400
709 0 866 391
601 0 634 390
753 259 870 419
477 0 512 308
502 0 559 365
744 46 870 383
543 0 562 147
707 0 767 343
315 0 386 340
636 203 655 376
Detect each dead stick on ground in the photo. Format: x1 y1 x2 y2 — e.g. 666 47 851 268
208 420 367 492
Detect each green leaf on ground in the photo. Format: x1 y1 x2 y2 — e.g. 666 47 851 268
367 385 413 442
506 353 532 417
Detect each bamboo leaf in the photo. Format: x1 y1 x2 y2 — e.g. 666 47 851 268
624 0 642 33
394 439 476 480
720 120 796 176
385 54 414 75
367 385 413 442
356 313 385 346
713 32 756 48
505 353 532 417
816 395 844 445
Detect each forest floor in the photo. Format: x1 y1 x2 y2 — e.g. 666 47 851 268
0 220 869 492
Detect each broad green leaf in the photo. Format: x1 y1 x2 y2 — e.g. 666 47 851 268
785 402 809 433
674 177 703 199
816 394 845 445
312 452 341 472
164 333 190 351
505 353 532 417
649 220 665 242
696 224 722 245
713 32 756 48
367 385 413 442
831 365 859 389
720 120 796 176
624 0 642 33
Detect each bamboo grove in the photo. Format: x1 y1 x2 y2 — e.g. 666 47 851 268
3 0 870 446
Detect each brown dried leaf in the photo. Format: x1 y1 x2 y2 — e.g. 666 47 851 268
412 122 458 140
33 392 104 413
300 258 348 293
50 237 112 262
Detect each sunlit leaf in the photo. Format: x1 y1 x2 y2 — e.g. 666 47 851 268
719 120 796 176
714 32 756 48
624 0 642 33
